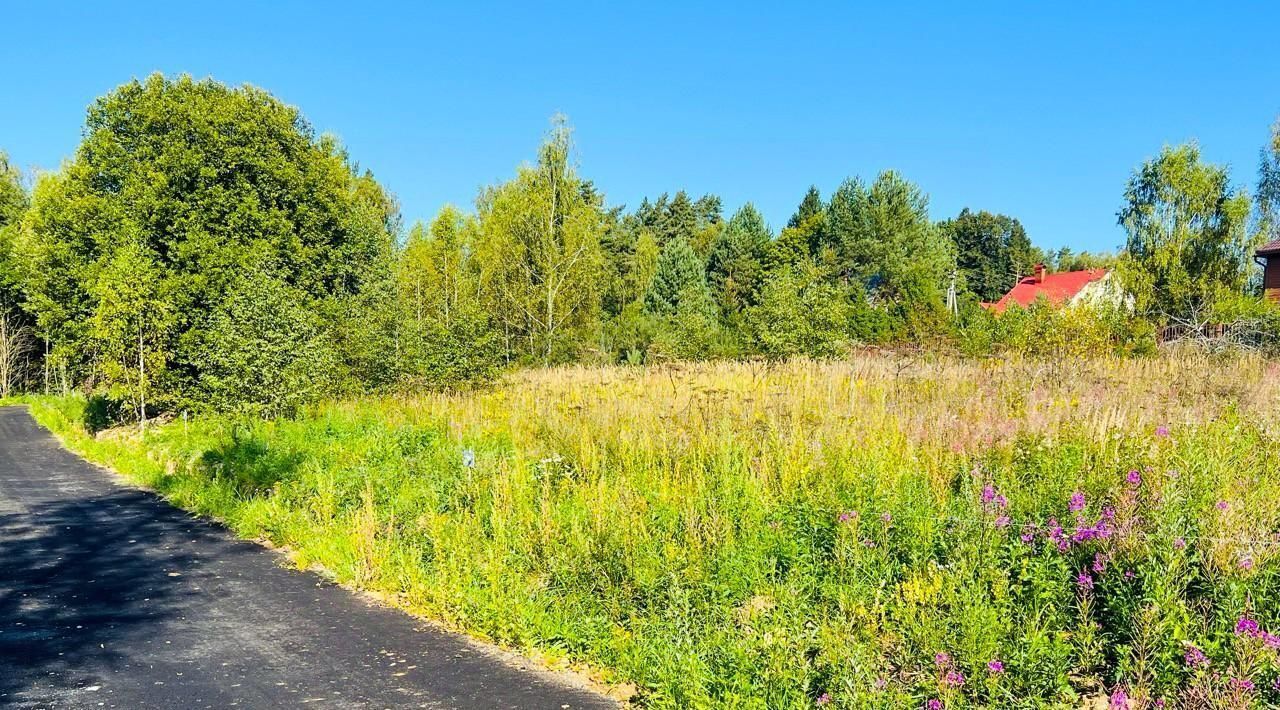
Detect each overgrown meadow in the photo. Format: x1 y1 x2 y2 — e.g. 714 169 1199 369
24 351 1280 708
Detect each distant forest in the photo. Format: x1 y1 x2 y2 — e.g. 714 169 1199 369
0 74 1276 420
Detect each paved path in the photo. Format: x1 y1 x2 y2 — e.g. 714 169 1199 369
0 406 616 709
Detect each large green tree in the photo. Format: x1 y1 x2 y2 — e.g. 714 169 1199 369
19 74 396 413
646 235 707 315
827 172 953 314
706 203 771 314
937 208 1033 302
474 118 605 364
1118 143 1253 320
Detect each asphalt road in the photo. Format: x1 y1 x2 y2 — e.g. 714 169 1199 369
0 406 616 709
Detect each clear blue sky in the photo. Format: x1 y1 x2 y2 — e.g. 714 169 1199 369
3 2 1279 253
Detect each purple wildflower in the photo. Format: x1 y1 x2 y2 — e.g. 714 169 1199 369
838 511 857 523
943 670 965 687
994 515 1011 529
873 677 887 690
1216 500 1229 511
1240 556 1254 570
1092 552 1109 574
1184 644 1208 668
1234 677 1255 692
1076 571 1094 591
934 652 952 668
1126 469 1141 486
1174 537 1186 550
816 692 832 705
981 485 995 504
987 660 1004 674
925 700 943 710
881 512 892 525
1236 617 1260 636
1155 425 1170 437
1110 687 1129 709
1124 570 1135 580
1069 491 1086 513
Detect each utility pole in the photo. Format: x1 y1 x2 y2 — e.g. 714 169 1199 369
946 269 958 316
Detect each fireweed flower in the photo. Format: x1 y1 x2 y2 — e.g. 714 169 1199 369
816 693 832 705
943 671 965 687
934 652 952 668
926 700 943 710
1216 500 1229 511
873 678 887 690
1126 469 1141 486
1155 425 1170 437
1240 556 1254 570
1110 687 1129 709
987 660 1004 674
837 511 857 523
1234 678 1255 692
1265 633 1280 650
1236 617 1260 636
881 512 892 525
1174 537 1187 550
1092 552 1109 574
981 485 995 504
1184 644 1208 668
994 515 1011 529
1076 571 1094 591
1069 491 1086 513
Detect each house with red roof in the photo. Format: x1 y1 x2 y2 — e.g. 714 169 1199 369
981 264 1123 313
1258 239 1280 303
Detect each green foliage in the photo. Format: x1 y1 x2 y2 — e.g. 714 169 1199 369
18 73 395 410
198 271 337 418
394 206 502 387
937 208 1033 302
706 203 771 314
1117 143 1254 321
958 300 1156 358
474 117 605 364
646 236 707 315
748 264 853 357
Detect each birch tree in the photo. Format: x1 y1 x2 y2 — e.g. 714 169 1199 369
475 118 604 364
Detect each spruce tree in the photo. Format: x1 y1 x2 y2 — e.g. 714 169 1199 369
646 236 707 314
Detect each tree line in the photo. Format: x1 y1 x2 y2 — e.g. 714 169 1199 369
0 74 1276 420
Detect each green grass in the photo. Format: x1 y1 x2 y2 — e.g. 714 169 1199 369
17 353 1280 708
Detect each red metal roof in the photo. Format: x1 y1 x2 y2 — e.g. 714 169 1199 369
982 268 1110 313
1258 239 1280 256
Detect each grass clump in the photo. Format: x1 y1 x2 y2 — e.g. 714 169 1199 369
22 351 1280 708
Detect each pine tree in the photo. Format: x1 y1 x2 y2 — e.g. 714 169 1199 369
707 203 771 313
788 186 825 228
826 178 870 279
646 236 707 314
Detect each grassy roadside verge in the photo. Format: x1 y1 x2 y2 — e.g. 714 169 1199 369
12 355 1280 708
